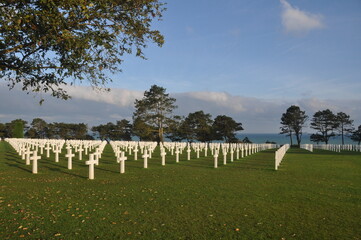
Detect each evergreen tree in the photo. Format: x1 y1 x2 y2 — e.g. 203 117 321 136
350 125 361 145
133 85 177 143
12 120 24 138
280 105 308 147
166 115 186 142
212 115 243 143
28 118 48 138
182 111 213 142
335 112 354 145
310 109 338 144
132 117 157 141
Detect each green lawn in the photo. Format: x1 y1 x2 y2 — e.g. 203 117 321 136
0 141 360 239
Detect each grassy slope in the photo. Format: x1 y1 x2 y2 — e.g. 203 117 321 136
0 142 360 240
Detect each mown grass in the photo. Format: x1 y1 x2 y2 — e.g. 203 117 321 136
0 141 360 240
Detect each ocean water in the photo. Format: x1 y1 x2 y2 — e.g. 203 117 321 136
237 133 356 145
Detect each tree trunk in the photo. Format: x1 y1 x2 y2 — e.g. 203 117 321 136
341 128 344 145
289 132 293 145
295 132 301 147
158 127 164 143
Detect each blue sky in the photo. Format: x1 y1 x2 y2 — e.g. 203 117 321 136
112 0 361 99
1 0 361 134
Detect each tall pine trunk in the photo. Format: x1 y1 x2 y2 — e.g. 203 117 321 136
289 132 293 145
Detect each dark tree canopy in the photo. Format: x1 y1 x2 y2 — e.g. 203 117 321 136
165 115 185 142
133 85 177 143
0 123 6 138
212 115 243 143
48 122 88 139
0 0 165 100
12 119 25 138
280 105 308 147
92 120 132 141
181 111 213 142
335 112 354 145
310 109 338 144
0 120 27 138
350 125 361 145
242 137 252 143
132 117 157 141
29 118 48 138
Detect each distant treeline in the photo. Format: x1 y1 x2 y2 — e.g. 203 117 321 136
0 112 246 143
0 119 92 140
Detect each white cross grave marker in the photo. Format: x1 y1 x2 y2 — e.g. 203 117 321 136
214 152 219 168
223 149 227 165
54 146 61 163
142 149 149 169
78 145 84 160
30 151 41 174
86 154 98 180
134 146 138 160
24 147 32 165
187 147 191 161
65 148 75 170
161 150 166 166
45 143 51 158
117 151 127 174
175 148 180 163
94 148 101 164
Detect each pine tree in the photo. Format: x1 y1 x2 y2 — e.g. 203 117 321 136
133 85 177 143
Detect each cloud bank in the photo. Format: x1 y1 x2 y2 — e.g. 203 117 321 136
1 84 360 134
280 0 324 35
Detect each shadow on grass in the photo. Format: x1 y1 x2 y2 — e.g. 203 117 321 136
5 163 32 173
179 161 215 169
45 160 69 170
42 164 87 179
61 170 87 179
96 166 119 174
4 152 32 173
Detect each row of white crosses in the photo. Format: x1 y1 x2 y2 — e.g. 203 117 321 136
313 144 342 152
313 144 361 153
5 138 106 179
5 138 277 178
211 143 277 168
85 141 107 179
300 144 313 152
6 138 64 174
275 144 290 170
161 142 277 168
109 141 158 173
110 141 276 170
339 144 361 152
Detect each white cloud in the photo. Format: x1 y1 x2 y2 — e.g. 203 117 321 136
181 91 246 112
65 85 143 107
280 0 324 35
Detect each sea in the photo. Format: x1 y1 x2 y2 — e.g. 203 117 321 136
236 133 356 145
